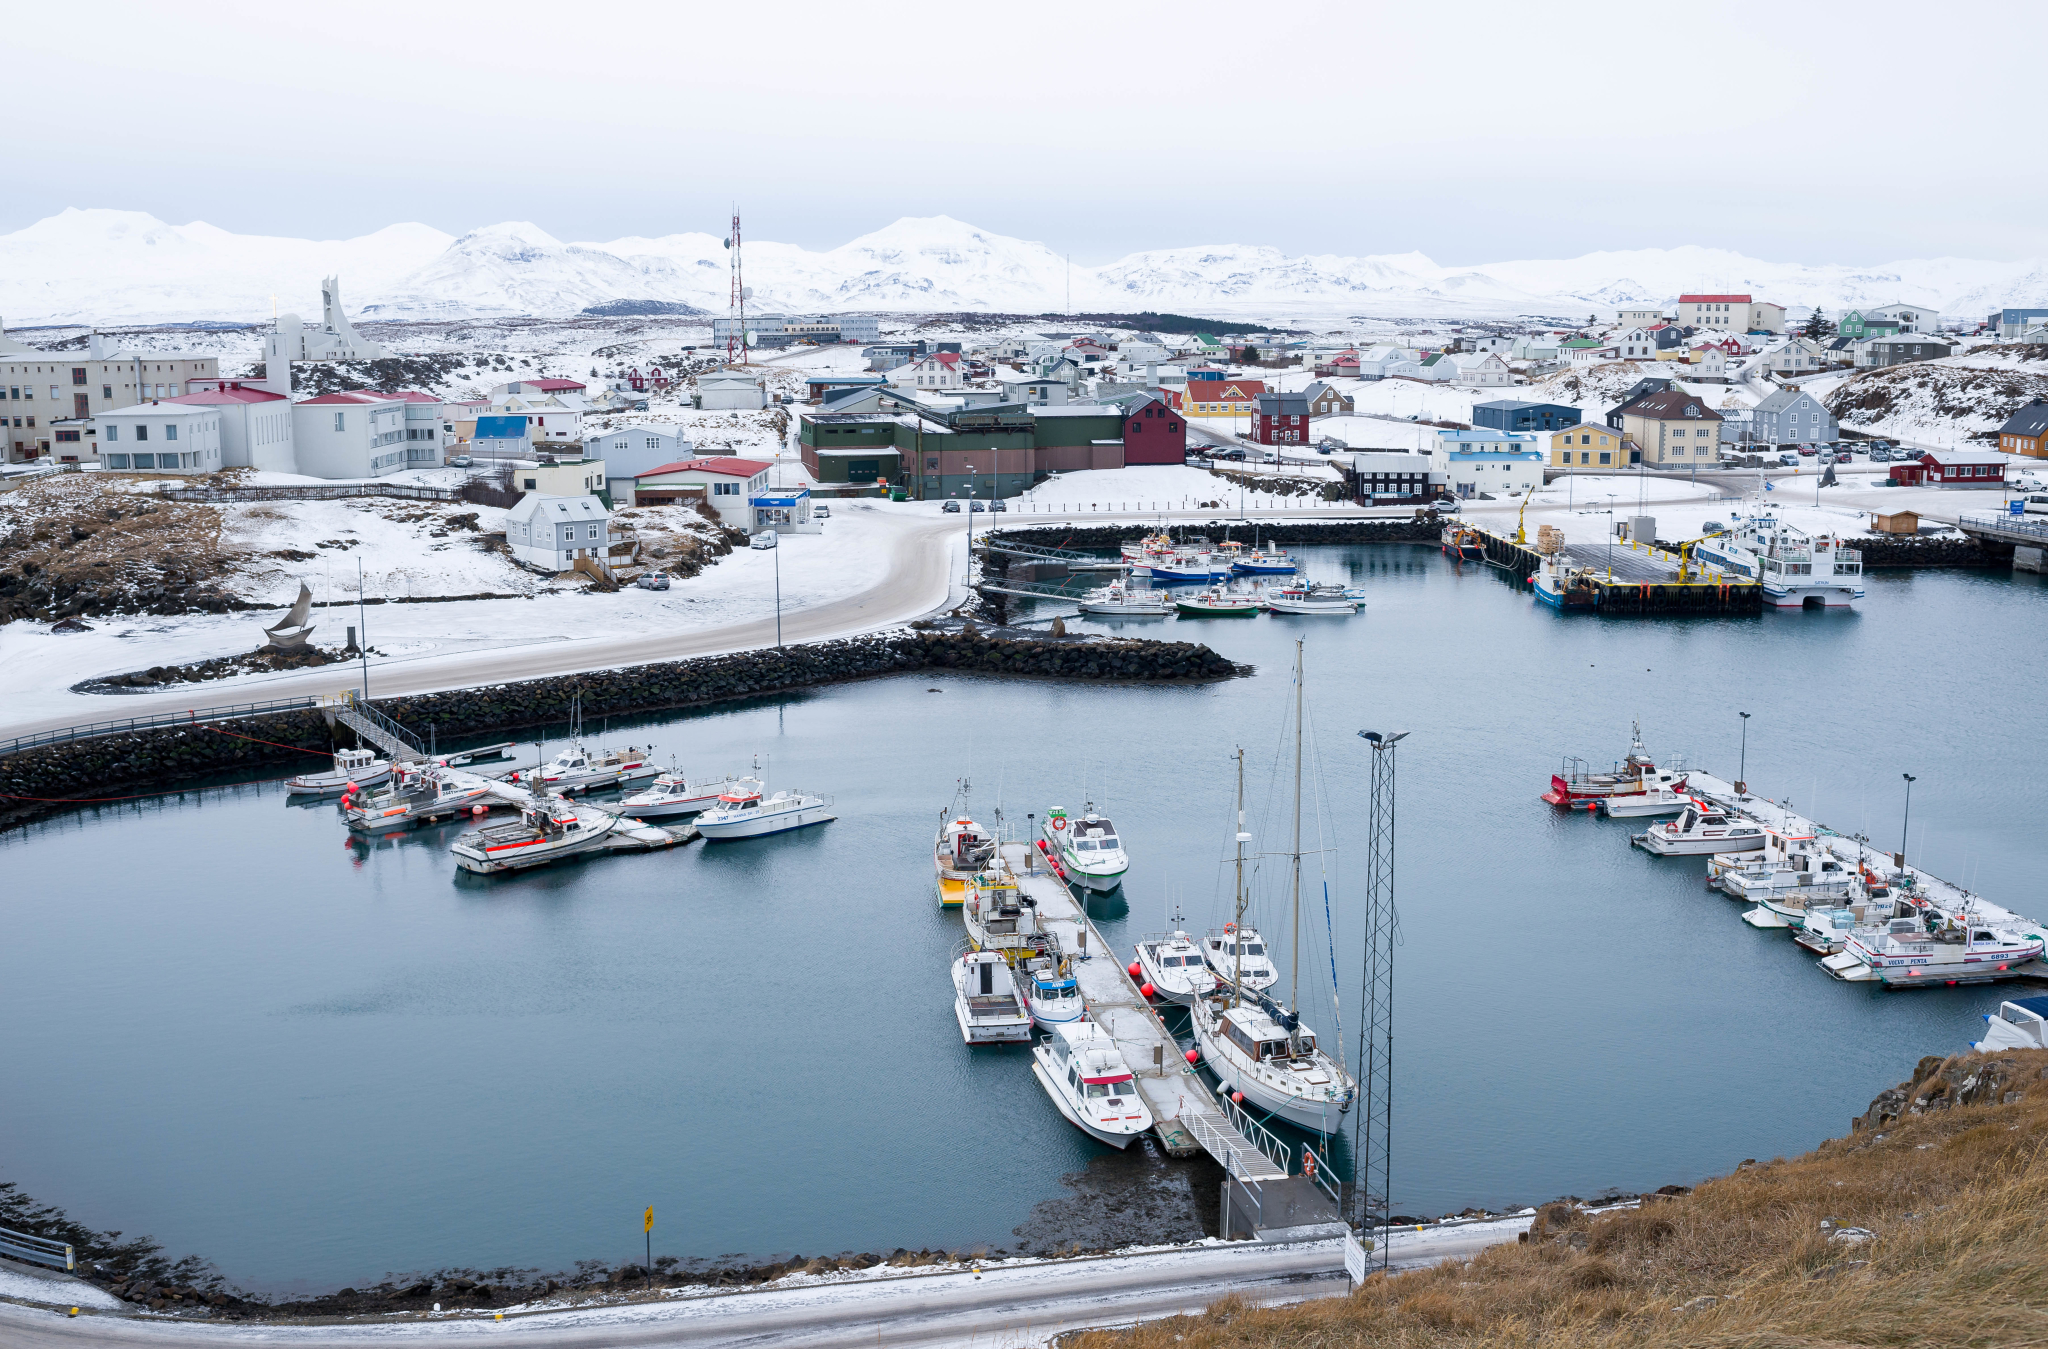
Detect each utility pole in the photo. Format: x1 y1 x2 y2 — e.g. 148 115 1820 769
1353 728 1406 1272
1899 773 1916 867
1737 711 1751 794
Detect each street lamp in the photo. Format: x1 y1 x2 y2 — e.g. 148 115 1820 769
1899 773 1916 868
1736 711 1751 794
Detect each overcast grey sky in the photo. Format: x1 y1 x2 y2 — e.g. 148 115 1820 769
8 0 2041 265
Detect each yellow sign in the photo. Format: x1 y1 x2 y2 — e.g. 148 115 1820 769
644 1207 654 1233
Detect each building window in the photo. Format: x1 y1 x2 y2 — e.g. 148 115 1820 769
335 412 346 431
134 425 148 442
165 424 178 441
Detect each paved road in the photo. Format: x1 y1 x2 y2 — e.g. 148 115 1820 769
0 1221 1531 1348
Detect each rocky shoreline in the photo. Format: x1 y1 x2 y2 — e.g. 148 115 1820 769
0 629 1247 833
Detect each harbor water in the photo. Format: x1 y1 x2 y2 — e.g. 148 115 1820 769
4 546 2046 1292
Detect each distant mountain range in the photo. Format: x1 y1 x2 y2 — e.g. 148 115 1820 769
3 208 2044 328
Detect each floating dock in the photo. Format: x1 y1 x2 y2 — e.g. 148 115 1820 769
1473 527 1763 615
999 842 1346 1241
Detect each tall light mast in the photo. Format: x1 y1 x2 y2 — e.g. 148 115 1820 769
724 211 748 367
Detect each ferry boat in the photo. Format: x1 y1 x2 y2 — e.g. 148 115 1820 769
1174 586 1261 616
1544 721 1689 806
694 785 833 840
1441 523 1485 559
933 801 997 909
528 742 660 794
287 746 391 796
1597 787 1692 818
1076 583 1172 616
1693 514 1864 609
952 950 1034 1044
1263 582 1356 615
342 762 495 831
1634 802 1766 856
1030 1020 1155 1148
1042 804 1129 892
1973 995 2048 1052
451 796 620 874
618 768 759 819
1020 954 1086 1027
1133 930 1220 1005
1823 913 2044 987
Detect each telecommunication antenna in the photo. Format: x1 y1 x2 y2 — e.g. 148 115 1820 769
1353 728 1407 1272
724 210 748 366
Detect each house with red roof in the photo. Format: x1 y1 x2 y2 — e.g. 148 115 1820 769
891 351 964 391
631 456 774 525
165 381 295 473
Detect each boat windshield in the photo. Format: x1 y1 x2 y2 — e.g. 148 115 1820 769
1082 1077 1133 1097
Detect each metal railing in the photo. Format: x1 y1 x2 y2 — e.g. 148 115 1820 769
325 690 424 759
1219 1090 1294 1172
0 1224 75 1271
0 697 323 757
1961 511 2048 542
1182 1106 1288 1180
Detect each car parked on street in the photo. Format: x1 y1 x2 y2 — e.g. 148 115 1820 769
943 500 962 513
812 503 830 519
450 455 474 468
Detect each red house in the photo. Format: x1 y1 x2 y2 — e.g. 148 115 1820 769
1251 391 1312 445
1314 349 1361 377
1117 393 1186 464
1891 449 2007 487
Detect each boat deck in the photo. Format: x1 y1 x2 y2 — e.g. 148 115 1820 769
1000 843 1290 1182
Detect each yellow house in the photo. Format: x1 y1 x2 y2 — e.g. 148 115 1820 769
1548 424 1634 468
1177 379 1265 418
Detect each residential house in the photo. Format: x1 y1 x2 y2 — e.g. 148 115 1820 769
1687 344 1729 378
1562 339 1618 366
1096 391 1186 464
1750 388 1839 446
1866 304 1937 333
1413 353 1456 381
1314 349 1361 377
1358 346 1422 378
1460 335 1514 355
1446 352 1513 385
864 342 924 372
1615 308 1666 328
1429 429 1543 497
1176 377 1265 418
1825 335 1863 366
1301 381 1354 418
1748 302 1788 334
1613 328 1660 359
1890 449 2006 487
1837 310 1903 340
95 403 224 475
470 413 535 462
505 495 611 572
1649 323 1693 352
492 378 587 400
1996 401 2048 458
1759 337 1827 375
1547 423 1633 468
631 456 773 524
1473 400 1581 433
585 425 694 497
1616 389 1723 469
1251 391 1313 445
1347 450 1441 504
1862 334 1955 368
699 368 768 410
1603 377 1680 428
997 371 1070 405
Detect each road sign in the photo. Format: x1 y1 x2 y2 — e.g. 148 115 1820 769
644 1207 654 1233
1343 1228 1370 1284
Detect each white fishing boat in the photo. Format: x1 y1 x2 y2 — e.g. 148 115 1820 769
1201 923 1278 993
1076 583 1172 616
694 784 834 840
1634 802 1766 856
1597 788 1692 818
342 762 495 831
1721 849 1855 904
287 746 391 796
527 742 659 794
450 795 620 874
1791 905 1884 955
933 795 997 910
1825 912 2045 987
1263 582 1357 615
619 767 759 819
1973 995 2048 1052
1134 930 1220 1005
1694 513 1865 609
962 862 1054 964
1042 804 1129 892
1148 546 1232 583
952 950 1034 1045
1173 585 1261 616
1030 1020 1155 1148
1190 650 1357 1134
1020 954 1086 1027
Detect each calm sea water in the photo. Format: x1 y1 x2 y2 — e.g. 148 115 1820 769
5 548 2046 1292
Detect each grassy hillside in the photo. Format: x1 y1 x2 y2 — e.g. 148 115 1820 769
1078 1049 2048 1349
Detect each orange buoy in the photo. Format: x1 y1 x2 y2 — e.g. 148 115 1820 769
1184 1048 1199 1064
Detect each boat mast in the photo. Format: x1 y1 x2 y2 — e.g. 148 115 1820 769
1233 746 1247 1009
1292 638 1303 1018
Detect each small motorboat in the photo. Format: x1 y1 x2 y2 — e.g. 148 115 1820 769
1030 1020 1155 1149
1174 586 1261 616
1633 803 1766 856
619 768 759 819
287 746 391 796
1974 995 2048 1052
1134 930 1219 1005
1148 547 1232 582
1598 788 1692 818
1201 922 1278 993
1263 582 1357 615
953 950 1034 1045
342 763 495 832
1076 583 1172 616
1230 548 1297 576
527 742 660 794
1043 804 1129 892
934 808 996 909
694 785 833 840
1827 913 2044 988
1021 954 1086 1027
450 795 619 874
1792 905 1882 955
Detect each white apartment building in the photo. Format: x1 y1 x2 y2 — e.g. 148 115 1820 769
97 403 224 474
1 344 220 463
294 392 411 478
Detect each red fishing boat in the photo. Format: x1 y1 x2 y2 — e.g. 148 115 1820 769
1543 720 1689 806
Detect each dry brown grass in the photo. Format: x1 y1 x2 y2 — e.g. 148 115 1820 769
1077 1050 2048 1349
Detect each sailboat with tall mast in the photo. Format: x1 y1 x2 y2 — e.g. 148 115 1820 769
1189 643 1357 1134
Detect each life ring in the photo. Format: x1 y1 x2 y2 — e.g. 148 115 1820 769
1224 922 1236 933
1301 1151 1317 1181
1051 817 1067 831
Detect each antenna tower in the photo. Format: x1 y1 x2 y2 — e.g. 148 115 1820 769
726 210 747 367
1353 729 1406 1273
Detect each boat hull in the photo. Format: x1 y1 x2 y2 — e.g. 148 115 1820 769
1194 1017 1350 1132
697 806 835 840
453 827 617 875
1635 831 1765 856
1063 863 1127 893
1174 601 1260 616
956 1002 1033 1043
1264 598 1355 614
287 765 392 796
1077 601 1170 616
1029 1058 1142 1149
1763 583 1863 609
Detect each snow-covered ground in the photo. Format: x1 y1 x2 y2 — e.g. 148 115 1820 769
1010 463 1352 516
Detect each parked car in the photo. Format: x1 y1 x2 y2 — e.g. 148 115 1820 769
942 500 962 513
749 531 778 550
1213 448 1246 461
812 503 830 519
1835 451 1854 464
1779 452 1801 466
449 454 474 468
1797 446 1819 457
991 500 1006 511
2010 470 2048 493
970 500 986 512
1866 447 1891 462
634 572 670 591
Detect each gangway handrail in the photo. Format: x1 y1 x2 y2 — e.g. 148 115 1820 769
0 696 324 757
326 690 425 759
0 1223 75 1271
1219 1091 1292 1173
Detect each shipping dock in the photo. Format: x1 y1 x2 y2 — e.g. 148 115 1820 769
1472 526 1763 615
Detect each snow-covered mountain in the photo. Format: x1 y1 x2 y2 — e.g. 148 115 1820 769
3 208 2044 327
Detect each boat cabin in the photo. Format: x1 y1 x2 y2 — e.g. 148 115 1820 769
1217 1007 1316 1062
1986 996 2048 1049
1031 969 1081 1011
1049 1024 1138 1099
969 868 1026 934
961 952 1023 1016
1070 814 1119 854
716 790 763 812
334 747 381 776
940 817 994 872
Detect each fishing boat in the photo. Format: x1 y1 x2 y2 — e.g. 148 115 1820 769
1230 546 1297 576
618 767 760 819
963 862 1054 964
1531 551 1600 611
342 762 495 832
933 798 997 909
527 742 660 794
1030 1020 1155 1148
1719 842 1856 904
1263 582 1357 615
1042 804 1129 892
1134 929 1219 1005
1148 545 1233 583
1695 514 1864 609
952 950 1034 1044
287 746 391 796
1633 803 1766 856
1791 905 1884 955
1441 522 1485 559
450 795 620 874
1201 923 1278 993
1076 583 1172 616
1120 532 1176 562
1174 586 1261 616
1824 912 2044 987
1597 788 1692 818
694 784 833 840
1020 953 1086 1027
1190 653 1357 1133
1543 721 1689 806
1973 995 2048 1052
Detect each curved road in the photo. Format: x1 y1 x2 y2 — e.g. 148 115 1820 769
0 1221 1530 1347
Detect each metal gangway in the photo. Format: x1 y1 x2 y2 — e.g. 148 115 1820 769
977 537 1126 569
321 691 425 762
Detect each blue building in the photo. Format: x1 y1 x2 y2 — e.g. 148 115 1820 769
1471 400 1582 434
1995 308 2048 340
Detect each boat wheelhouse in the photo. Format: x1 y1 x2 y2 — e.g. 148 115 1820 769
933 810 996 909
1634 803 1766 856
1134 930 1220 1005
693 785 833 840
952 951 1033 1044
1544 721 1688 805
1202 923 1278 993
287 746 391 796
1043 804 1129 892
1190 993 1354 1134
619 769 758 820
1030 1020 1154 1148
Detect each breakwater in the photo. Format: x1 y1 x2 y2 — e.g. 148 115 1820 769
0 631 1245 832
1853 534 1997 567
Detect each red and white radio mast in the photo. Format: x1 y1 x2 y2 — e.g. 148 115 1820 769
724 211 748 366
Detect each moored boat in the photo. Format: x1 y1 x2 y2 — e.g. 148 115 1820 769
1974 995 2048 1052
1043 804 1129 892
1544 721 1689 806
1230 547 1297 576
287 746 391 796
1174 585 1261 616
1020 954 1085 1027
451 795 620 874
1633 803 1766 856
694 785 833 840
618 768 759 819
1030 1020 1154 1148
1441 523 1485 559
1598 788 1692 818
952 950 1034 1044
527 742 659 794
934 806 996 909
1134 930 1219 1005
1263 582 1357 614
1076 583 1172 616
1826 913 2044 987
342 762 495 832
